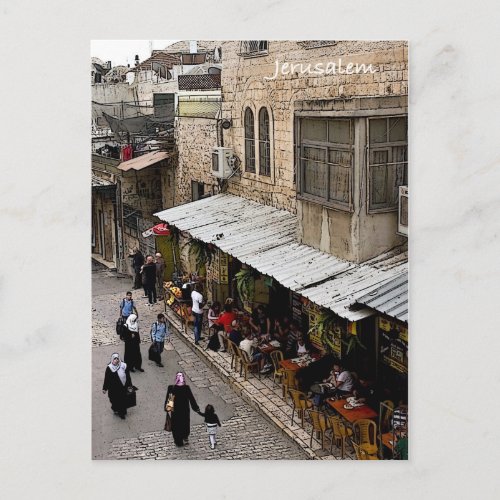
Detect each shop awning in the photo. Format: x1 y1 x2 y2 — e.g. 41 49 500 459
155 194 408 321
92 173 115 187
118 151 171 172
354 274 408 323
142 223 171 238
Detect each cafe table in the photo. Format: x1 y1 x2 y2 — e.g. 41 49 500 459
259 343 279 355
279 357 312 371
327 398 378 424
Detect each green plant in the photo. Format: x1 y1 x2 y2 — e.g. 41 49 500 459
342 333 366 355
308 311 338 353
183 238 215 273
234 268 257 303
308 310 366 355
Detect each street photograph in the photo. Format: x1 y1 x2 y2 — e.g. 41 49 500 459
91 40 409 460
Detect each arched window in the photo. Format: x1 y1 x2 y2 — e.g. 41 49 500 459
258 107 271 176
244 108 255 172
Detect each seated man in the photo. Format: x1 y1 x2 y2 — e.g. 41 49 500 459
239 330 265 373
215 304 237 351
313 361 354 406
228 320 243 346
249 305 271 341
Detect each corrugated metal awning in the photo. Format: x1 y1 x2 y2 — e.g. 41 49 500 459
92 173 115 188
118 151 171 172
154 194 408 321
354 274 408 322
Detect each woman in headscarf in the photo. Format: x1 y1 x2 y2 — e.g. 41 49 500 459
164 372 200 447
102 353 132 419
123 314 144 372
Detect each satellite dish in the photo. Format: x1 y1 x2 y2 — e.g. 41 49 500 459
221 119 231 130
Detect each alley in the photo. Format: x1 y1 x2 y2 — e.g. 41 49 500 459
91 260 307 460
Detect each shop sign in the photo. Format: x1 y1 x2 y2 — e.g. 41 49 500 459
379 317 408 374
207 250 221 284
219 251 229 285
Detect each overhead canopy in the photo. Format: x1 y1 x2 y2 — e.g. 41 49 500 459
118 151 171 172
155 194 408 321
354 274 408 323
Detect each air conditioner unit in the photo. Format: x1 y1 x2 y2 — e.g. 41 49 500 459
211 147 233 179
398 186 408 236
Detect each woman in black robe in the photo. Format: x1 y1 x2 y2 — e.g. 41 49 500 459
102 353 132 419
164 372 200 447
123 314 143 372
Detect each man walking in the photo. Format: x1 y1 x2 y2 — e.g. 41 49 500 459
191 283 204 345
155 252 165 299
119 291 138 320
150 313 169 367
142 255 157 306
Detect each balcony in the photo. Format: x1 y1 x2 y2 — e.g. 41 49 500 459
178 73 221 91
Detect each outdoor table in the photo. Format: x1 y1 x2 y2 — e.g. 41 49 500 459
279 358 312 371
327 398 378 424
259 343 279 355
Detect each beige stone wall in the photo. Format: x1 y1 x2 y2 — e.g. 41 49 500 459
219 40 408 262
174 117 220 205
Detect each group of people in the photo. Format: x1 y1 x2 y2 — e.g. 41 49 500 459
103 287 222 450
130 249 165 306
204 299 312 374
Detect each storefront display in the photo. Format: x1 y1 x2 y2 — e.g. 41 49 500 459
378 317 408 374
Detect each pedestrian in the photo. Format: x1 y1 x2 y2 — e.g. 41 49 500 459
197 404 222 449
155 252 165 299
142 255 157 306
123 314 144 372
191 283 204 345
150 313 169 367
130 248 144 290
119 291 138 320
102 353 133 420
164 372 200 447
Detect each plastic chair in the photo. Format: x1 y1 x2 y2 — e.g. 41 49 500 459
270 350 284 386
238 347 261 381
352 441 379 460
307 409 329 450
226 339 239 372
353 418 378 457
281 368 298 403
288 389 313 428
328 414 353 459
381 400 394 432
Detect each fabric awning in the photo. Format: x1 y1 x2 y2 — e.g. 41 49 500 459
155 194 408 321
142 223 171 238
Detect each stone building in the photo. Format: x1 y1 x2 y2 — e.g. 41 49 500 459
174 41 408 261
92 151 176 274
158 41 409 397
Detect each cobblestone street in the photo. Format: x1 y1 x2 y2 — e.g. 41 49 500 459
92 261 308 460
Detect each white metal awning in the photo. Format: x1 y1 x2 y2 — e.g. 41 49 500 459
155 194 408 322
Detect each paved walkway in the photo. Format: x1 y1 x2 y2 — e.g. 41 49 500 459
92 262 308 460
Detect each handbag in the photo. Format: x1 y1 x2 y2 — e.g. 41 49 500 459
148 343 161 363
116 317 126 338
125 386 137 408
165 394 175 412
164 412 172 432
